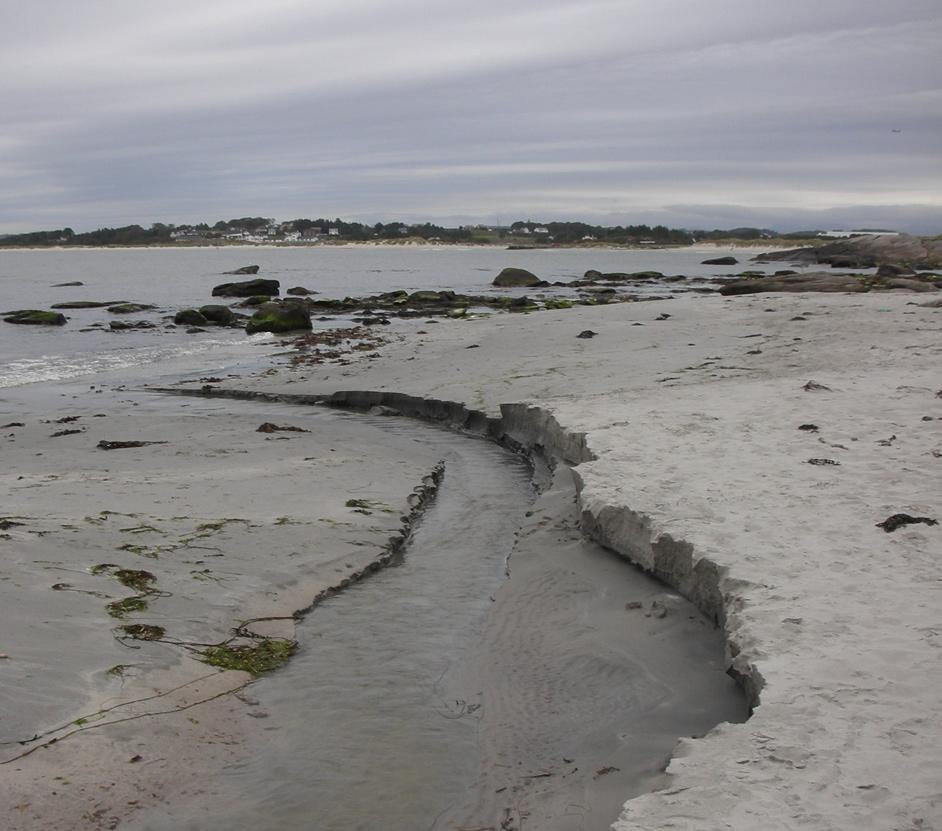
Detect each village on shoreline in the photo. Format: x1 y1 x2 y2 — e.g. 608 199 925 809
0 214 907 250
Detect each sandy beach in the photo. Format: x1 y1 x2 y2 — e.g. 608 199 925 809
2 287 940 829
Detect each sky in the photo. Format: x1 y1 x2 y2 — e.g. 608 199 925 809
1 0 940 234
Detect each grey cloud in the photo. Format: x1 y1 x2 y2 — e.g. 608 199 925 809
1 0 940 233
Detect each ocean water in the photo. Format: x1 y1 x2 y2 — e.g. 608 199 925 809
1 244 787 389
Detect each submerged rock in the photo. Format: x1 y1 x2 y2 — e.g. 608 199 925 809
493 267 543 287
245 300 312 334
702 256 738 265
107 303 157 314
51 300 124 309
3 309 67 326
223 265 260 275
286 286 316 296
212 278 280 298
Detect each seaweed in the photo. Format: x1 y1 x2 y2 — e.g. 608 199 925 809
199 638 297 676
119 623 165 641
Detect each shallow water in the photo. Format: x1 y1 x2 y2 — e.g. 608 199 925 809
1 244 812 388
133 422 535 831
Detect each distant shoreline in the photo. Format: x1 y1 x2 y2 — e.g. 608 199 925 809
0 239 808 253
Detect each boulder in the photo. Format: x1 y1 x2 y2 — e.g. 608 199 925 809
174 309 209 326
492 267 543 287
198 304 237 325
212 278 280 298
701 256 738 265
223 265 260 275
107 303 157 314
3 309 67 326
286 286 316 296
245 301 312 334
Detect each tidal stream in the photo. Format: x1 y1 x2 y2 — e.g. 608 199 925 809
132 414 745 831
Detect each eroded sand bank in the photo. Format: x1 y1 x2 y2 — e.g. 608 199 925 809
190 290 940 829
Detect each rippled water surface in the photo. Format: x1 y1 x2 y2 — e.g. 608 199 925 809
134 422 535 831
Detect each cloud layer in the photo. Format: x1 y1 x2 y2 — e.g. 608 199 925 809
2 0 940 232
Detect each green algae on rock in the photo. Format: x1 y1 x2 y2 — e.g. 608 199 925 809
245 301 313 334
3 309 67 326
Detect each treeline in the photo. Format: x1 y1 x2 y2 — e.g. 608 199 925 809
0 217 819 247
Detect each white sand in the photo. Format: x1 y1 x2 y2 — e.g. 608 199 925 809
229 290 941 829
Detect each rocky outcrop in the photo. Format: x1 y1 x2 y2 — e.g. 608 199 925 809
286 286 316 296
212 278 280 298
3 309 67 326
245 300 312 334
702 256 738 265
223 265 260 275
718 271 940 295
492 267 544 287
755 233 942 270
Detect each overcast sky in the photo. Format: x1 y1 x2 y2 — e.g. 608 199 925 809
1 0 940 233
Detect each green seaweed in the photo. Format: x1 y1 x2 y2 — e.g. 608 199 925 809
119 623 165 641
113 569 156 592
200 639 297 676
107 596 148 618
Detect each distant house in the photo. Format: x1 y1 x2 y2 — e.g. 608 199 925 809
328 227 340 236
533 226 549 235
818 230 899 238
639 239 657 245
300 228 323 240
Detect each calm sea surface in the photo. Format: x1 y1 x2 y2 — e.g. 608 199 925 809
0 244 786 388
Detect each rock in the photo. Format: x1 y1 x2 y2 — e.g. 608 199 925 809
718 272 868 295
883 278 938 292
186 327 206 334
223 265 260 275
702 256 738 265
51 300 124 309
212 278 280 298
493 267 543 287
876 263 916 278
51 281 84 287
174 309 209 326
245 301 312 334
576 330 598 338
3 309 67 326
109 320 155 330
198 304 237 325
286 286 316 296
755 234 942 269
237 295 274 307
107 303 157 314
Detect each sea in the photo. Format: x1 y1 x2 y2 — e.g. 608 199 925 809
0 244 804 390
